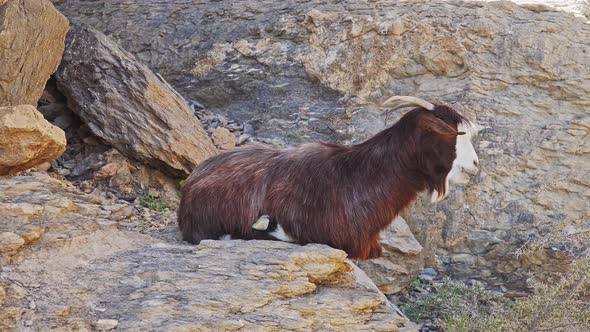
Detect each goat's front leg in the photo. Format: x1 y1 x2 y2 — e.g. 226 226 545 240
354 237 383 260
367 238 383 259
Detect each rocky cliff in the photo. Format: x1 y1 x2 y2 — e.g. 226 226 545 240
53 0 590 292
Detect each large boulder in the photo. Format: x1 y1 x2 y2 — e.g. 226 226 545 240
0 0 68 106
53 0 590 292
0 173 416 331
55 25 218 177
0 105 66 175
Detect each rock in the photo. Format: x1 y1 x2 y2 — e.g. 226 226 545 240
421 268 437 277
0 174 415 331
0 105 66 175
37 78 70 122
94 319 118 330
30 162 52 172
381 216 424 255
54 0 590 292
211 127 236 150
94 162 121 181
356 217 424 294
467 279 484 289
236 133 250 146
418 274 435 283
0 0 68 106
52 113 75 131
55 25 218 177
0 232 24 253
18 226 44 244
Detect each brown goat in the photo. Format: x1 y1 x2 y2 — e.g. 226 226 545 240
178 97 479 260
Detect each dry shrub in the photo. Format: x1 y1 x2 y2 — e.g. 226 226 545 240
402 229 590 331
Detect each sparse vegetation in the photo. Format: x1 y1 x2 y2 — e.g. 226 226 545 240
401 229 590 332
410 279 421 288
402 264 590 332
139 192 168 212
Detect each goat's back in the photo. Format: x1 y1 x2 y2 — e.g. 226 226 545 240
177 143 356 247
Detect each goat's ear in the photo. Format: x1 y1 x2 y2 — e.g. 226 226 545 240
418 114 462 139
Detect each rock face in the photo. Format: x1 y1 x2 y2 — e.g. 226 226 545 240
0 105 66 175
54 0 590 291
0 0 68 106
55 25 218 177
357 217 424 295
0 173 416 331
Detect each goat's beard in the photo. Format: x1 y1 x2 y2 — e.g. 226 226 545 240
430 174 450 203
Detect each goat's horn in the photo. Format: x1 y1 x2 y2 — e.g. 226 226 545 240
384 103 418 126
381 96 435 111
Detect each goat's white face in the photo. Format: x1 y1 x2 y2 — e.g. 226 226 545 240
448 122 480 184
431 121 479 203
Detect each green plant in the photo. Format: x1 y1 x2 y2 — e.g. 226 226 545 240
139 193 168 212
410 279 421 288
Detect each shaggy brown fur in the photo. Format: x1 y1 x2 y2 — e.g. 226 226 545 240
178 105 467 260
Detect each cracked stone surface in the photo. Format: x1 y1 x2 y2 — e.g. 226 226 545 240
53 0 590 291
0 173 416 331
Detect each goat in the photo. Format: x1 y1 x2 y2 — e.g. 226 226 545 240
178 96 479 260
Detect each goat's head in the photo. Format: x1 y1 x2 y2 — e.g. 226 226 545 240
382 96 480 202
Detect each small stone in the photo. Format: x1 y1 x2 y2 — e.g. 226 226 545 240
421 268 437 276
108 174 132 187
128 291 145 300
56 168 71 176
207 122 219 131
211 127 236 150
94 319 118 330
72 153 104 177
418 274 435 283
201 114 218 124
226 123 243 132
242 123 255 136
55 306 70 316
110 205 135 221
82 135 100 146
79 181 94 193
95 162 119 180
19 226 44 244
30 162 52 172
53 113 75 130
0 232 25 253
217 115 228 127
236 134 251 146
467 279 484 289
